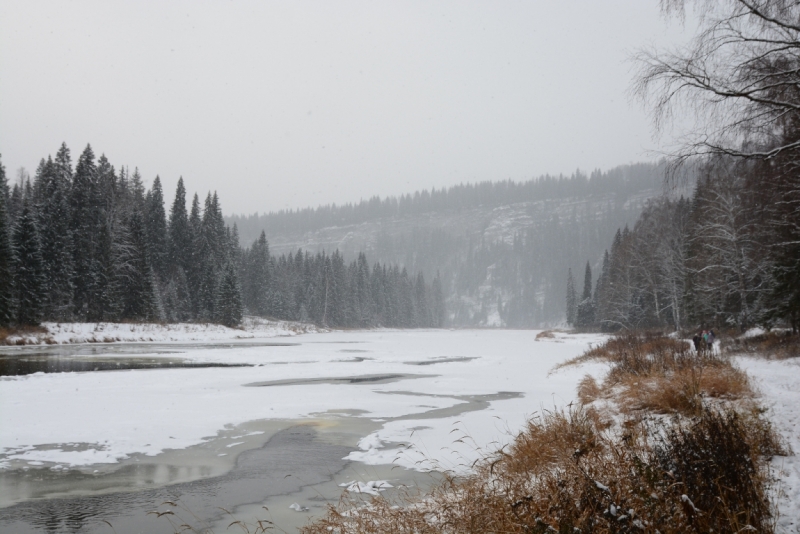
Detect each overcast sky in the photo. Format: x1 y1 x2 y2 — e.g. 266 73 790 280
0 1 694 215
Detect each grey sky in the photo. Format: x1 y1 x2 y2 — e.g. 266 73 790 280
0 1 693 215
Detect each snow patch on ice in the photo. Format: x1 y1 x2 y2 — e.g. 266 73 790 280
339 480 393 495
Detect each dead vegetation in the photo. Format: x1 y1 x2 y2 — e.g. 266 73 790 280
724 330 800 360
301 333 786 534
302 405 783 534
0 325 48 345
534 330 555 340
561 333 752 416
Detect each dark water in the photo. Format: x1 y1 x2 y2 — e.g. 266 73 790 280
0 341 298 376
0 355 252 376
0 426 354 534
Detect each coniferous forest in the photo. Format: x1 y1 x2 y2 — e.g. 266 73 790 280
0 144 445 329
568 157 800 333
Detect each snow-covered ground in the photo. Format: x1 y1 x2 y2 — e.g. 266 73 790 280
2 316 320 345
0 329 605 475
736 356 800 533
3 329 797 530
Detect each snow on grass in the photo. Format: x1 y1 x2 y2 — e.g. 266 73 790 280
2 316 320 345
0 329 606 475
735 355 800 533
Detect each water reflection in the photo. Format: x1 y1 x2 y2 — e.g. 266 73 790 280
0 355 251 376
0 340 298 377
0 426 355 534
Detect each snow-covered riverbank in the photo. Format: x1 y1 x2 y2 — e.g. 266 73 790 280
736 356 800 533
2 317 321 345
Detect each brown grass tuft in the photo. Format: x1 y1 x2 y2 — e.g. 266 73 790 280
535 330 555 340
0 324 47 344
724 330 800 360
564 333 753 416
577 374 601 404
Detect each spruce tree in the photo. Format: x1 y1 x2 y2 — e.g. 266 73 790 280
245 231 271 316
566 268 577 326
36 156 75 320
428 271 443 327
0 153 9 203
215 261 243 327
8 183 22 223
13 202 46 325
414 272 429 327
0 156 13 326
70 145 98 319
121 209 162 321
90 218 122 321
168 177 191 276
145 176 168 278
163 266 192 322
575 261 595 328
53 142 73 191
187 193 203 318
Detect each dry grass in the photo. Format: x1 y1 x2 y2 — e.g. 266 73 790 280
301 405 784 534
300 333 786 534
0 325 47 344
534 330 555 340
564 333 753 416
724 330 800 360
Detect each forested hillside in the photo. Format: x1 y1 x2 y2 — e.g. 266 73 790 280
566 0 800 335
229 163 675 327
0 144 443 329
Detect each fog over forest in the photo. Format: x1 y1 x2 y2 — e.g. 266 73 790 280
228 162 675 327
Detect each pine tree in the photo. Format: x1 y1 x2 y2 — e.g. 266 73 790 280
0 156 13 326
12 202 46 325
566 268 577 326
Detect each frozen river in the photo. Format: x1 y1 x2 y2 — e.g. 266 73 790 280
0 329 603 532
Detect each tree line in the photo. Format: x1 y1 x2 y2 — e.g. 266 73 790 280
0 144 444 329
229 162 664 243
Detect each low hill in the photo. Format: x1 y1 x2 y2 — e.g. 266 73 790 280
227 162 675 327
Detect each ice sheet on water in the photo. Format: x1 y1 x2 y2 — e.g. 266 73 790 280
0 329 607 475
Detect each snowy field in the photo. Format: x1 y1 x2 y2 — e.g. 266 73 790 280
0 329 605 475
